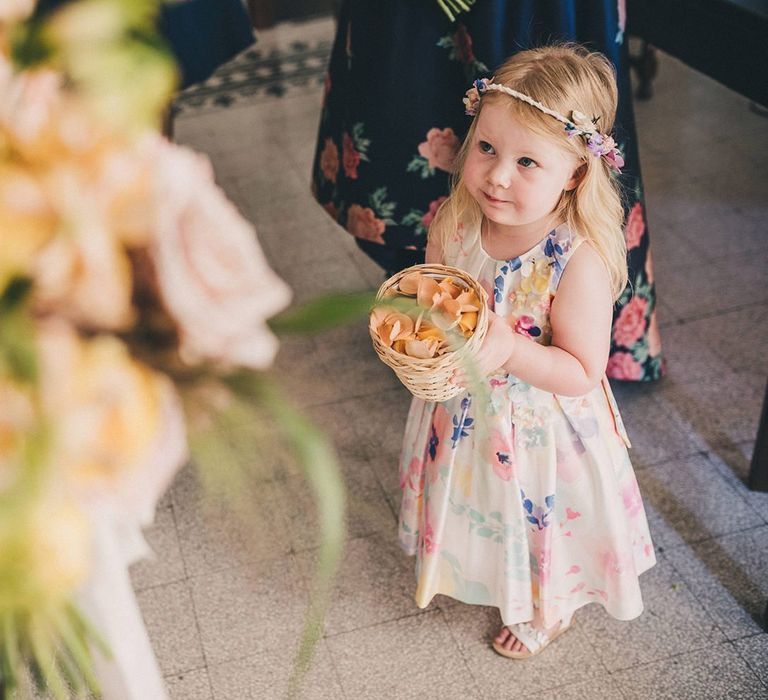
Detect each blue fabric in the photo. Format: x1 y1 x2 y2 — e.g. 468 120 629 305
312 0 664 380
159 0 254 88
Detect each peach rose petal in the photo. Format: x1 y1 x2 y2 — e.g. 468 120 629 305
459 311 477 333
398 271 422 296
456 290 481 312
417 277 441 307
405 338 439 359
438 278 462 299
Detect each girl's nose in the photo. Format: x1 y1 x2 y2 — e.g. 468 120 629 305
487 160 514 189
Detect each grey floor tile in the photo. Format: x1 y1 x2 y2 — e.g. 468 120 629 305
538 676 626 700
273 248 371 307
310 320 404 408
296 532 426 637
208 640 343 700
609 380 706 468
613 642 766 700
342 387 414 494
275 461 395 553
129 504 186 591
442 603 608 696
189 555 309 666
733 634 768 687
655 371 762 449
577 556 723 672
165 668 213 700
174 476 292 577
664 526 768 640
326 610 478 699
706 442 768 523
635 453 763 550
654 247 768 321
136 580 206 676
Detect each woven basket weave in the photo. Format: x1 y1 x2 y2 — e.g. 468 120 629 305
370 263 488 402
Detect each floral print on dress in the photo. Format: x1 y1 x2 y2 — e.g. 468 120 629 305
399 222 656 628
408 127 460 178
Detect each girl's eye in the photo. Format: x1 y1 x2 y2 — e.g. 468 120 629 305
478 140 495 155
518 157 537 168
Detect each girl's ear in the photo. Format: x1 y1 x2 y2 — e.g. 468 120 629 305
565 163 587 191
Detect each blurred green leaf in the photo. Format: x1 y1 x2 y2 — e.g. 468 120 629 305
269 291 376 335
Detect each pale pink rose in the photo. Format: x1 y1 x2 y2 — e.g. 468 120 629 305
417 127 459 172
319 137 339 183
0 0 34 24
606 351 642 380
342 132 361 179
150 141 291 369
612 296 648 347
647 309 662 357
346 204 386 244
422 196 447 229
624 202 645 250
645 247 655 284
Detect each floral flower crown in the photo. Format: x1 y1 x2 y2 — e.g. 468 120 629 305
463 78 624 173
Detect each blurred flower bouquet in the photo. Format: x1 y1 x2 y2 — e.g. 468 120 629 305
0 1 356 697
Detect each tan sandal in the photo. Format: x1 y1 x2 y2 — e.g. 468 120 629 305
491 615 574 659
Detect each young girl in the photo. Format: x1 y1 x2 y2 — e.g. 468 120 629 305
398 44 656 659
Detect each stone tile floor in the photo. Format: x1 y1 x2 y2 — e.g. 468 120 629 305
132 17 768 700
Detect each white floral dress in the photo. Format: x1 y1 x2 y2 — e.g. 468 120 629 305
398 223 656 627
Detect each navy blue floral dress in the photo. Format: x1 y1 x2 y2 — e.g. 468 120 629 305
311 0 664 381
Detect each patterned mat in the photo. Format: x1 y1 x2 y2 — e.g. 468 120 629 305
173 17 333 115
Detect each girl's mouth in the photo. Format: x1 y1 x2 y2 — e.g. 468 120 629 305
483 192 509 204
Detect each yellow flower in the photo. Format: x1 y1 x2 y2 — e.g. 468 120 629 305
520 257 551 296
36 321 168 491
0 165 57 292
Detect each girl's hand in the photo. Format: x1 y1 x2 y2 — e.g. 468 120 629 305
452 311 516 386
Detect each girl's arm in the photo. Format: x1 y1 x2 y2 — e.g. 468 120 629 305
460 243 613 396
425 230 444 264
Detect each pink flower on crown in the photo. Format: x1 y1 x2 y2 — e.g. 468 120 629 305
624 202 645 250
422 196 447 229
606 352 642 380
418 127 459 172
613 296 647 347
463 78 490 116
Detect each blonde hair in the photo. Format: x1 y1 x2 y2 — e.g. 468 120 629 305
431 43 628 299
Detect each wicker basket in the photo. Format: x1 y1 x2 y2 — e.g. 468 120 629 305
370 263 488 402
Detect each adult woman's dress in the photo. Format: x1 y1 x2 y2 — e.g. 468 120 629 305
159 0 254 88
311 0 663 381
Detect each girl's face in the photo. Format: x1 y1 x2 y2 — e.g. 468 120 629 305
463 102 581 238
